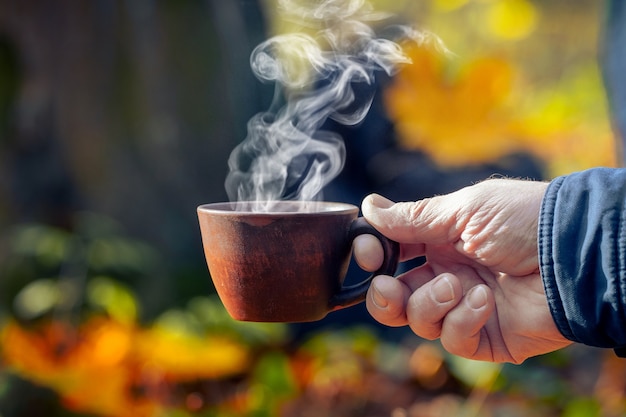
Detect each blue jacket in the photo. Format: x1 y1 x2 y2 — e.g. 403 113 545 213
540 168 626 353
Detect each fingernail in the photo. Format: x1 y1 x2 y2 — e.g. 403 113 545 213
430 276 454 304
467 286 488 310
368 194 394 209
371 284 389 308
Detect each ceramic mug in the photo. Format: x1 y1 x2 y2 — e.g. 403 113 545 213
197 201 399 322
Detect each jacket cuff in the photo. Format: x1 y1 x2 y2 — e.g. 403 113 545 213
538 175 576 342
538 168 626 349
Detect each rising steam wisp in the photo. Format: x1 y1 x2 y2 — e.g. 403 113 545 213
225 0 443 212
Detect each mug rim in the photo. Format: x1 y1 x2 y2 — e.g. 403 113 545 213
197 200 358 215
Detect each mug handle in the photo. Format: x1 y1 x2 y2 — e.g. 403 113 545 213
329 217 400 310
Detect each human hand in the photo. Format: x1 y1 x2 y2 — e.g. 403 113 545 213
354 179 572 363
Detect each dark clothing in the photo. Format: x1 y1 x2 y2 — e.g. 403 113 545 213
539 168 626 351
603 0 626 159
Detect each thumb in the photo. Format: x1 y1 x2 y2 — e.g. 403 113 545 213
361 193 460 244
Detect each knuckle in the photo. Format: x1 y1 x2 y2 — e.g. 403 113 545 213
440 337 471 358
406 293 446 340
410 322 442 340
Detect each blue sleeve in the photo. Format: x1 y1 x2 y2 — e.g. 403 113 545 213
539 167 626 350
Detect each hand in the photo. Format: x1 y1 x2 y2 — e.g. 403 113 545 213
354 179 572 363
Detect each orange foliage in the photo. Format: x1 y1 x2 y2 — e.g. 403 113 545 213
1 318 251 417
386 45 523 166
2 319 158 417
385 45 617 175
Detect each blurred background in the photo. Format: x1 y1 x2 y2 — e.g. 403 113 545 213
0 0 622 416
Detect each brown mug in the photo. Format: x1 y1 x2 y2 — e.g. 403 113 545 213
197 201 399 322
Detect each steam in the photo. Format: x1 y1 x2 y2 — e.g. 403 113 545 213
225 0 443 211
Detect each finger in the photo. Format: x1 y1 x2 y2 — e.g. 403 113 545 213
353 234 384 272
405 273 464 340
439 284 495 360
361 194 460 245
366 275 412 327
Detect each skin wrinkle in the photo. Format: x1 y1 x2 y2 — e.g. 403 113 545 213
406 196 465 244
461 184 543 275
493 275 528 362
460 211 499 261
480 322 499 362
484 305 515 363
406 198 443 240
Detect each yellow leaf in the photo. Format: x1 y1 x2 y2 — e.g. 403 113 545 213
485 0 538 40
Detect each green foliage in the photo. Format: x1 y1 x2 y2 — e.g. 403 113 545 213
447 355 502 390
249 352 298 417
0 212 161 323
562 397 601 417
87 276 139 324
147 295 290 350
